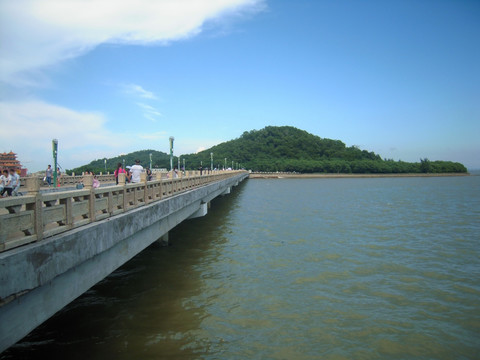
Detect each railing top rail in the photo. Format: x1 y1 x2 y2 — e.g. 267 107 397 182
0 195 36 208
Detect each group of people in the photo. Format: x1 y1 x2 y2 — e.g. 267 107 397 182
114 160 153 185
0 160 157 197
0 168 21 197
45 165 62 187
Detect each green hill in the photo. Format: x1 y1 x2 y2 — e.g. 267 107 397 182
67 149 171 175
68 126 467 174
182 126 467 174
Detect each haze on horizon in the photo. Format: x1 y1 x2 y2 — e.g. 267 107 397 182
0 0 479 171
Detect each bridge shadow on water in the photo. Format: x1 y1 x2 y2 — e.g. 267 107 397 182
1 180 249 360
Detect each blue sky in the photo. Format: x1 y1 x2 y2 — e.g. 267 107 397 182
1 0 479 171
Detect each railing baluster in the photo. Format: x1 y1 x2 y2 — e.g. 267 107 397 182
26 177 43 241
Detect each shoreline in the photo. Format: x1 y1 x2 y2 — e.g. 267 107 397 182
249 172 471 179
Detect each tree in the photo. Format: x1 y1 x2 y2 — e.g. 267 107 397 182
420 158 431 173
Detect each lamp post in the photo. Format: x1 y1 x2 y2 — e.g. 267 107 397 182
210 152 213 171
224 158 227 170
232 160 234 169
178 157 180 171
52 139 58 187
123 158 125 169
149 153 152 169
104 158 107 171
183 158 185 172
169 136 174 171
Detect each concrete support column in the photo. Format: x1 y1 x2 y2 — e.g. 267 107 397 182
157 232 169 247
188 202 208 219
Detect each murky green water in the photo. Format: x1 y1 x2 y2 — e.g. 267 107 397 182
2 176 480 359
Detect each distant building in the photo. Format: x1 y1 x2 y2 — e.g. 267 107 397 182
0 151 28 176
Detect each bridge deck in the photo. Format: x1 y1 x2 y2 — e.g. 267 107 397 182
0 171 248 352
0 171 246 253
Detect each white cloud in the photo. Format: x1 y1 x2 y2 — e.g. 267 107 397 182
0 0 265 85
136 102 162 122
0 100 175 171
0 100 120 171
0 0 265 170
121 85 162 121
123 84 157 100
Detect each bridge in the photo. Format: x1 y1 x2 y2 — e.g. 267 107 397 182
0 170 248 352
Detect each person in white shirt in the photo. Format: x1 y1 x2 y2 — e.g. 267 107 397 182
1 169 12 197
0 171 5 192
9 169 20 196
130 159 144 183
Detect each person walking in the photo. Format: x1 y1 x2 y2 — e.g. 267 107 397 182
130 160 143 183
57 167 62 187
92 172 100 188
0 170 5 194
45 165 53 186
114 162 126 185
1 169 12 197
9 169 20 196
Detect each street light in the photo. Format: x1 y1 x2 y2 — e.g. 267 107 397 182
183 158 185 171
210 152 213 171
52 139 58 187
224 158 227 170
169 137 174 171
123 158 125 169
149 153 152 169
104 158 107 171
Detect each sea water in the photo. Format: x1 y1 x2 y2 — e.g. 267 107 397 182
2 176 479 359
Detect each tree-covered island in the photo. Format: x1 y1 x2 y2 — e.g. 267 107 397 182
68 126 467 175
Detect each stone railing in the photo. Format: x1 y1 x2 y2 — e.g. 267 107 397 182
20 174 116 187
0 171 246 253
20 171 224 187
